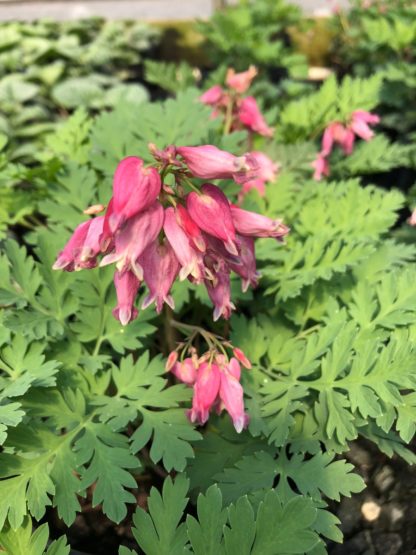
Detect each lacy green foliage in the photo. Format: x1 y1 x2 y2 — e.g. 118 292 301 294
278 75 381 142
331 1 416 147
331 135 416 177
228 174 416 461
89 89 216 176
196 0 306 77
0 517 69 555
0 349 198 530
257 178 404 300
127 474 331 554
0 232 156 351
144 60 198 95
332 1 416 72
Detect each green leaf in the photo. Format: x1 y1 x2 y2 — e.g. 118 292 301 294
94 353 200 472
0 401 25 445
132 475 189 555
252 494 319 554
52 77 105 109
187 485 227 555
75 423 140 524
223 496 256 555
215 451 277 504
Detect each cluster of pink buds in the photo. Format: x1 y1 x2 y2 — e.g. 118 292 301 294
312 110 380 180
166 321 251 432
53 144 289 325
237 151 280 202
200 66 274 139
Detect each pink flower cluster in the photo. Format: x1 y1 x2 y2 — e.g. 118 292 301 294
200 66 274 138
53 144 289 325
312 110 380 180
167 344 251 433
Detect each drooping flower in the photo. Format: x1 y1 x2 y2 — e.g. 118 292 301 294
200 85 225 106
78 216 105 266
228 235 260 292
177 145 257 184
187 183 238 255
188 362 222 425
230 205 290 240
175 204 206 253
140 239 180 313
313 110 380 180
53 218 101 272
350 110 380 142
170 358 198 385
218 358 249 433
199 66 273 146
312 153 330 181
54 142 288 324
251 151 279 183
163 207 205 282
204 262 235 321
100 202 164 279
109 156 161 233
167 327 250 433
238 96 274 138
226 66 257 94
321 122 355 156
239 151 279 200
408 208 416 226
112 270 141 326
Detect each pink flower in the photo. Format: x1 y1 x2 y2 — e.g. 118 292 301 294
163 207 204 282
321 122 356 156
170 358 198 385
250 151 279 182
187 183 238 255
239 179 266 199
165 351 178 371
78 216 105 267
100 202 164 279
200 85 224 106
230 205 289 240
186 357 249 433
350 110 380 142
233 347 252 369
226 66 257 94
112 270 140 326
228 235 260 292
100 198 115 251
219 358 249 433
238 97 273 138
53 218 102 271
238 151 279 200
205 265 235 321
408 209 416 226
312 154 330 181
322 122 349 156
188 362 221 425
177 145 258 184
109 156 161 233
140 239 180 313
175 205 206 253
319 111 380 162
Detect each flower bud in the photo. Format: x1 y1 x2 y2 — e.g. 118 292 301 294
233 347 252 369
165 351 178 372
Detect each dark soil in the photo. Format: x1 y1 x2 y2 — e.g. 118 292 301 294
329 439 416 555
